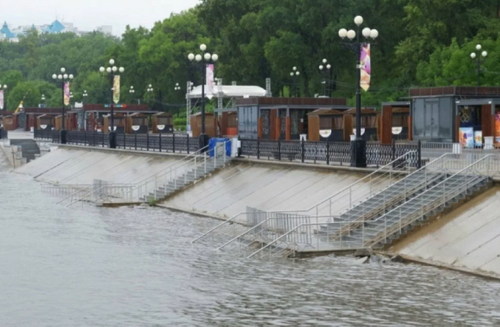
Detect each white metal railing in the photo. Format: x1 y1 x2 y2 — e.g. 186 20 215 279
247 154 497 258
191 151 418 244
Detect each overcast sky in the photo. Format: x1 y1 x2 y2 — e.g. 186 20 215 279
2 0 200 36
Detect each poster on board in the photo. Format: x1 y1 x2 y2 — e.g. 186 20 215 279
495 113 500 143
474 130 483 148
459 127 474 148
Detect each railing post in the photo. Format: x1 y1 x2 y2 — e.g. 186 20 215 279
187 134 190 154
392 140 396 168
102 132 105 148
84 131 87 146
134 133 137 150
159 132 162 152
257 139 260 160
326 142 330 165
417 140 422 169
301 139 305 163
147 133 150 151
93 130 96 146
173 132 176 153
278 139 281 161
123 132 126 149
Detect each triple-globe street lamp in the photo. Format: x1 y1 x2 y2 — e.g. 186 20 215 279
147 84 154 110
470 44 488 87
51 68 74 144
290 67 300 97
99 59 124 148
318 59 331 97
188 44 219 148
339 15 379 167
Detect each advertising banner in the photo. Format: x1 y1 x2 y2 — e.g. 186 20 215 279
459 127 474 148
495 113 500 143
360 43 371 91
206 64 214 99
64 82 70 106
113 75 121 104
474 130 483 148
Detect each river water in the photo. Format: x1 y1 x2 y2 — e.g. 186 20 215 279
1 163 500 326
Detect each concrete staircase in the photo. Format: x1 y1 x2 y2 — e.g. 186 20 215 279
9 139 41 163
141 155 231 202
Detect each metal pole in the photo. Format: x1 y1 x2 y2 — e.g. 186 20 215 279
61 82 65 131
477 57 481 87
351 25 366 168
201 63 205 135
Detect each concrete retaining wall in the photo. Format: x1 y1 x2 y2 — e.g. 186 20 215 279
391 186 500 278
161 161 389 221
15 145 188 185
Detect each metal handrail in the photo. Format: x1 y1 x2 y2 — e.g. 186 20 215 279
191 151 418 244
58 144 213 206
364 154 494 247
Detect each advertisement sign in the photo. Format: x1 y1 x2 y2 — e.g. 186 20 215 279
113 75 121 104
360 43 371 91
474 130 483 148
459 127 474 148
64 82 70 106
319 130 332 138
206 64 214 99
495 113 500 143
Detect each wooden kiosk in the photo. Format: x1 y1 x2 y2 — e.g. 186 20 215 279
307 109 349 142
126 113 149 134
152 112 174 133
344 108 379 142
36 114 56 130
190 112 216 138
380 102 411 144
103 114 126 134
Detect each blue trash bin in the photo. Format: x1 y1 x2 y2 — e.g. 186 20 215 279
208 138 231 157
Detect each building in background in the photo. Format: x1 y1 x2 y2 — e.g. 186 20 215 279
0 20 113 42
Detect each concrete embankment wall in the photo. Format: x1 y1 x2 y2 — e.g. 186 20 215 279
160 159 389 221
391 186 500 278
15 145 187 184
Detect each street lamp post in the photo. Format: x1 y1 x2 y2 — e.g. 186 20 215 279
99 59 124 149
470 44 488 87
82 90 88 131
188 44 219 149
41 94 45 108
319 59 331 97
51 68 74 144
0 84 8 111
129 86 136 104
290 67 300 97
339 16 379 168
147 84 154 110
174 83 181 115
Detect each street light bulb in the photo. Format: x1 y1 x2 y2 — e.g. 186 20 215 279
200 44 207 51
61 67 66 73
296 71 300 76
362 27 371 38
106 67 112 73
3 85 6 89
327 64 331 69
293 66 297 71
370 29 379 39
149 84 152 88
319 65 324 70
338 28 348 39
290 72 294 76
52 74 57 79
354 16 364 26
323 58 327 64
204 53 211 60
99 67 105 73
58 74 63 80
109 59 115 65
195 54 202 62
471 52 476 59
212 54 218 61
119 67 125 73
347 30 356 40
112 66 118 72
188 53 195 61
482 51 488 57
69 74 74 79
130 86 134 89
476 44 482 51
63 74 68 79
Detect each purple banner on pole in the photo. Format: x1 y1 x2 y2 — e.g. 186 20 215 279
64 82 70 106
360 43 371 91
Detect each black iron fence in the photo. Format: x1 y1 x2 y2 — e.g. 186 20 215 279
0 128 7 139
240 139 422 168
34 130 199 153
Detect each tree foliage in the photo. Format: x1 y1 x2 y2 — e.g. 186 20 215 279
1 1 500 111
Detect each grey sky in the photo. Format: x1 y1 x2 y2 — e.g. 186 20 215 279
2 0 200 36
